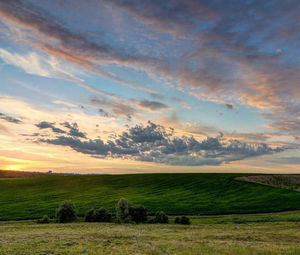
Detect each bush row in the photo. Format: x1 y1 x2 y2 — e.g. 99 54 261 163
37 198 190 225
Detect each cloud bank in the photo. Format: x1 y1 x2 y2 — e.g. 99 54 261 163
38 121 284 166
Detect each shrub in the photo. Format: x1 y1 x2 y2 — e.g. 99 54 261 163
129 205 147 223
116 198 131 223
85 208 95 222
154 211 169 224
180 216 191 225
174 216 191 225
174 216 181 224
56 201 76 223
37 215 50 224
94 208 112 222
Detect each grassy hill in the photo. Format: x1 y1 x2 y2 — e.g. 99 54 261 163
0 173 300 220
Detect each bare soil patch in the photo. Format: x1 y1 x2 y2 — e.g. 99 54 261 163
237 175 300 192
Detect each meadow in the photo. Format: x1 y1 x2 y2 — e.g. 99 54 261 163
0 173 300 220
0 212 300 255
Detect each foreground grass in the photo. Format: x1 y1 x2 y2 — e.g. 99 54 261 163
1 173 300 220
188 210 300 224
0 217 299 255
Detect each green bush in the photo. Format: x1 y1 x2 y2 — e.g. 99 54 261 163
154 211 169 224
56 201 76 223
85 208 95 222
94 208 112 222
129 205 147 223
37 215 50 224
116 198 131 223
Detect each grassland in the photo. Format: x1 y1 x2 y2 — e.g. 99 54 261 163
1 173 300 220
0 212 300 255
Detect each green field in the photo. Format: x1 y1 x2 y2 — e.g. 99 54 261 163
1 173 300 220
1 212 300 255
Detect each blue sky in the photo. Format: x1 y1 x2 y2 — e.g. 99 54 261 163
0 0 299 173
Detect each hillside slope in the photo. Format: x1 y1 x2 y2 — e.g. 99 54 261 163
0 173 300 220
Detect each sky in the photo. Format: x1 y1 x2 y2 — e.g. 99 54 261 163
0 0 299 174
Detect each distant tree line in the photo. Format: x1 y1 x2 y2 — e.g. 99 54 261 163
37 198 190 225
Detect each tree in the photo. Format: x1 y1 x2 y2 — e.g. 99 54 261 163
180 216 191 225
129 205 147 223
116 198 131 223
94 208 112 222
56 201 76 223
174 216 181 224
154 211 169 224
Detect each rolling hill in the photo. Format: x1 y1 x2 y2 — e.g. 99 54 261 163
0 173 300 220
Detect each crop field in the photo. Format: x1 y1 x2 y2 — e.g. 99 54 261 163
0 212 300 255
0 173 300 220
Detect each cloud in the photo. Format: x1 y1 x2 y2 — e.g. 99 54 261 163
61 122 86 138
36 121 66 134
263 103 300 136
36 121 87 138
137 100 170 112
39 121 285 166
0 112 22 124
91 98 136 120
0 48 50 77
106 0 218 37
0 47 144 120
225 104 234 110
1 0 300 138
268 156 300 165
98 108 110 118
0 0 157 95
0 48 125 101
148 92 164 100
0 48 82 82
105 0 300 135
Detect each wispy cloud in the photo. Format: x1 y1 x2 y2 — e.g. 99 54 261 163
0 112 22 124
91 98 136 120
137 100 170 112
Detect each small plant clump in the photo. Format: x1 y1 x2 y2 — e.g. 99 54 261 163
85 208 112 222
115 198 148 223
174 216 191 225
180 216 191 225
154 211 169 224
56 201 76 223
37 215 50 224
